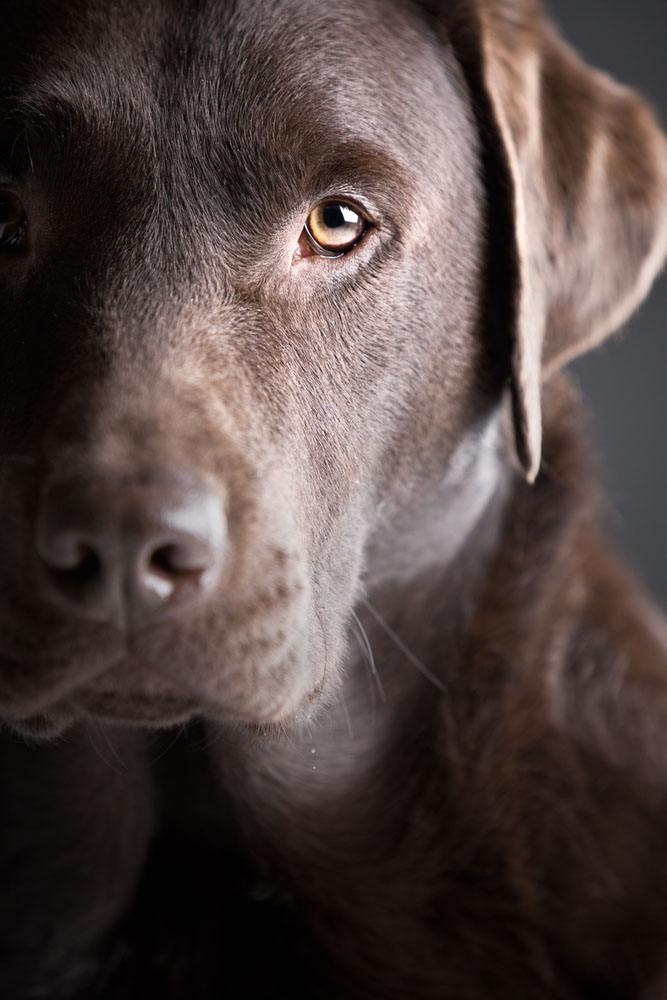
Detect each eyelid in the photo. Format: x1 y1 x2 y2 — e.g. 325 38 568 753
307 187 378 223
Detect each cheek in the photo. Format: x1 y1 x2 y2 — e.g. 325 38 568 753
240 356 376 707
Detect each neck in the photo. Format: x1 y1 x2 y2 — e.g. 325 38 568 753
189 384 598 992
207 413 512 855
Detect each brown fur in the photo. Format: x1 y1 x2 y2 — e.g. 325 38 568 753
1 0 667 997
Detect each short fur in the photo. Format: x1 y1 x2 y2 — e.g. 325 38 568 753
1 0 667 997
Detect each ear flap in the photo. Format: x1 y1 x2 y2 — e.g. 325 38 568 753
435 0 667 481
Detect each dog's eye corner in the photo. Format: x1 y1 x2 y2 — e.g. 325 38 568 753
0 191 28 254
296 201 370 262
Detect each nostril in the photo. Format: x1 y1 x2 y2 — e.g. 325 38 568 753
39 530 97 572
43 544 105 606
49 543 101 580
151 542 209 577
141 539 217 603
150 544 183 578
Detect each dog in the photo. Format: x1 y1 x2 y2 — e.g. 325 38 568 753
2 0 667 996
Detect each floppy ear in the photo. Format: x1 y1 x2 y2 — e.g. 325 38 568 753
429 0 667 480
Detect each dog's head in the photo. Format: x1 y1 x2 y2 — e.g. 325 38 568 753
1 0 665 737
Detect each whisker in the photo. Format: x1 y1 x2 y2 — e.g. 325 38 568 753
360 598 448 695
84 720 123 776
337 688 355 740
351 608 386 705
148 721 188 764
193 722 228 754
97 720 129 770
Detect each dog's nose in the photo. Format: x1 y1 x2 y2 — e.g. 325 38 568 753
34 473 226 628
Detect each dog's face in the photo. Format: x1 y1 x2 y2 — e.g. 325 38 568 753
0 0 492 735
1 0 665 737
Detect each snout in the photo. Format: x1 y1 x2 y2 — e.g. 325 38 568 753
35 471 226 630
0 399 317 733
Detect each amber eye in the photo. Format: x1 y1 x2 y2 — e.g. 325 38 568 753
0 191 27 252
303 201 368 257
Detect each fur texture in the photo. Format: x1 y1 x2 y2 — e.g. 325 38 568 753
1 1 667 997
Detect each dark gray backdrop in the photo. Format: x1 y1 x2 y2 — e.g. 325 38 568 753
547 0 667 609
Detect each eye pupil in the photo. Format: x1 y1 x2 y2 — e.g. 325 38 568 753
321 204 352 229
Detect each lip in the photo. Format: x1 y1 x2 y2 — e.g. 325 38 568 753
5 681 310 736
0 637 313 733
0 650 126 721
4 691 201 740
73 689 201 727
5 706 77 740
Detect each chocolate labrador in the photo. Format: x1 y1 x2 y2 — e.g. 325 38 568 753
2 0 667 997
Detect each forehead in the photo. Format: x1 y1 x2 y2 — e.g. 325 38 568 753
1 0 464 184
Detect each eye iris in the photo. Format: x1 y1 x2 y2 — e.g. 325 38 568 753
306 202 365 254
0 193 27 250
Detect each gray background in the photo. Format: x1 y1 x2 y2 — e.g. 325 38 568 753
547 0 667 610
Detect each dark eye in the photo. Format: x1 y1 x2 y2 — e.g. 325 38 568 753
0 191 28 252
303 201 368 257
